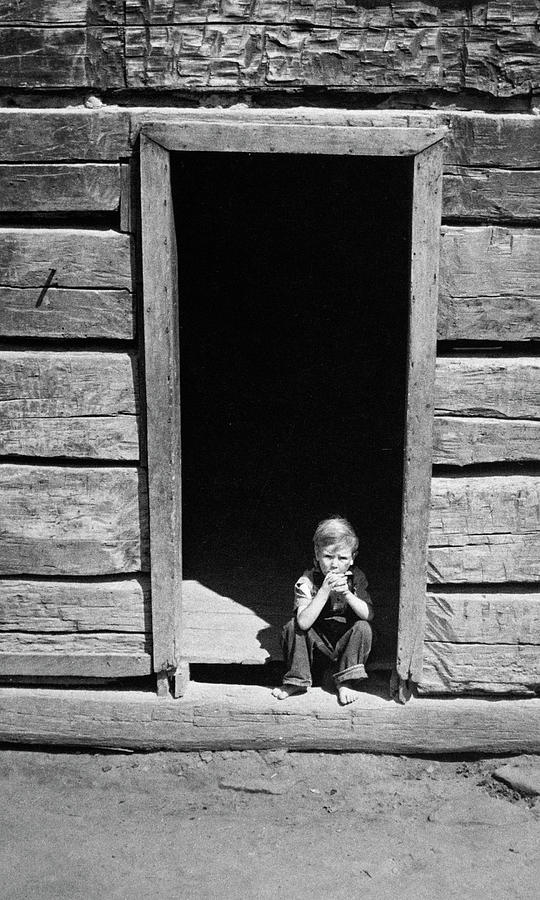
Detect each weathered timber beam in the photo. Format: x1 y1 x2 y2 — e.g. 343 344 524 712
0 577 150 633
428 475 540 584
433 417 540 466
421 642 540 695
0 164 121 214
437 295 540 342
0 287 134 340
125 0 540 28
434 358 540 420
132 110 540 168
0 464 149 576
0 351 139 459
438 227 540 336
443 167 540 222
0 1 123 26
0 229 132 290
123 24 539 96
0 27 125 89
425 591 540 644
0 650 152 678
0 110 536 167
1 684 540 752
0 110 131 162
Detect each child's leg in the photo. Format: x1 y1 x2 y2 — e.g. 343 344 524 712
272 618 332 699
333 620 373 705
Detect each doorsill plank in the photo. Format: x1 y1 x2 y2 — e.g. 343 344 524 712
1 683 539 753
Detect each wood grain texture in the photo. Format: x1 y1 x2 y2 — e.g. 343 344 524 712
443 167 540 222
0 646 152 678
0 27 125 89
133 109 540 168
428 475 540 584
445 114 540 168
140 136 182 674
397 140 443 686
0 287 134 340
425 591 540 644
0 416 139 461
125 1 540 27
0 465 149 576
421 642 540 695
0 229 132 290
437 294 540 342
125 24 539 96
434 358 540 420
433 417 540 466
0 1 123 25
0 578 150 633
1 684 540 752
145 121 444 156
0 110 131 162
0 350 139 459
439 227 540 336
0 164 121 213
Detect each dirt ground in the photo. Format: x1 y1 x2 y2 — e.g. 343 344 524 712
1 748 539 900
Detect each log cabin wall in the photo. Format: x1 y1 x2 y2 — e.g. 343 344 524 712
0 1 538 695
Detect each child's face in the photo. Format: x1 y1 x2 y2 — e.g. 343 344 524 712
315 542 355 576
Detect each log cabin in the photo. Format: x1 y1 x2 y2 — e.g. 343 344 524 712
0 1 539 751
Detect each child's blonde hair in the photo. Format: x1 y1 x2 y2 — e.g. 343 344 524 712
313 516 358 554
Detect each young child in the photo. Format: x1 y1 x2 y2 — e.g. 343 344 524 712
272 516 373 705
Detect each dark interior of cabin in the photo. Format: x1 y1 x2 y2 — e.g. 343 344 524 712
173 151 412 679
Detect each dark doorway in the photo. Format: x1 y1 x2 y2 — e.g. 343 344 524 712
173 152 412 663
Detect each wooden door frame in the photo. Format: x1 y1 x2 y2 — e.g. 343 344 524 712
139 116 445 699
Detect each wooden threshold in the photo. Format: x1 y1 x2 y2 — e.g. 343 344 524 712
0 683 539 753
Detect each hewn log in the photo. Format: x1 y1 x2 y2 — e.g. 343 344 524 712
0 164 121 213
428 475 540 584
125 1 540 27
0 229 132 290
433 417 540 466
0 649 152 678
1 684 540 752
0 287 134 340
0 416 138 461
0 109 535 168
437 294 540 342
0 351 139 459
435 358 540 419
0 110 131 162
124 24 539 96
425 591 540 644
443 167 540 221
131 109 540 169
0 632 148 655
0 1 123 25
445 114 540 168
0 27 125 89
421 642 540 695
0 578 150 633
0 465 149 576
439 227 540 339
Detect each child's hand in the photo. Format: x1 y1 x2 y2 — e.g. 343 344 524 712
324 572 350 594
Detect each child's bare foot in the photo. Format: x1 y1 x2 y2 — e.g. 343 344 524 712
272 684 308 700
337 680 364 705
